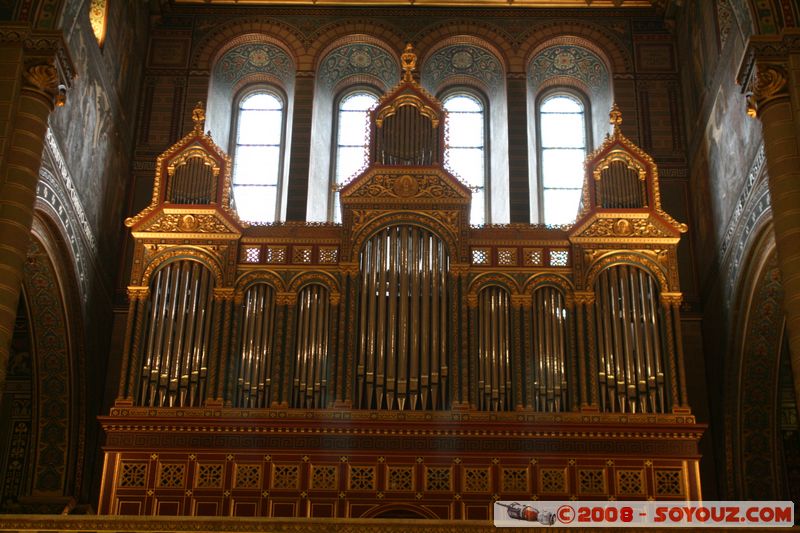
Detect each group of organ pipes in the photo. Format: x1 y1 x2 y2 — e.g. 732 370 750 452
102 47 701 514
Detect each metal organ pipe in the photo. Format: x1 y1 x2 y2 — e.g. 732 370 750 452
529 286 569 412
598 161 645 208
291 284 330 408
593 265 667 413
375 105 437 166
477 286 512 411
235 284 276 408
169 157 215 204
136 260 214 407
356 225 449 410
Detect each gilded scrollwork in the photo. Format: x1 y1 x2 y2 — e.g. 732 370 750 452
467 272 520 296
140 247 224 287
581 218 670 238
584 252 670 292
745 63 788 118
288 271 341 295
522 273 575 297
142 213 231 234
347 173 464 200
234 270 287 298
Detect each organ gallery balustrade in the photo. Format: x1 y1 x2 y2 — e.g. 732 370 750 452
101 46 700 517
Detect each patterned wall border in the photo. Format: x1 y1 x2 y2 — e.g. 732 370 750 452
421 44 503 96
739 256 783 498
318 43 399 89
213 42 295 88
528 44 609 94
24 238 71 494
719 145 771 300
36 171 89 303
43 129 97 254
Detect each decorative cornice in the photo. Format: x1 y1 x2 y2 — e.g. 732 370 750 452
737 30 800 117
0 26 75 106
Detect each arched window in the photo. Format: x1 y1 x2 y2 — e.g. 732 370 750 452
537 92 589 226
330 89 380 222
231 89 286 223
442 92 487 225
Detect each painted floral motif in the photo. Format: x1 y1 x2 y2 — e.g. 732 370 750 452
529 45 609 93
214 43 294 87
318 44 399 89
422 45 503 94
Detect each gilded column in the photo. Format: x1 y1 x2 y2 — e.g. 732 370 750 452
739 31 800 413
575 291 598 410
0 29 72 398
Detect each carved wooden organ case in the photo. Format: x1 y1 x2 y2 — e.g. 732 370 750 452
100 49 703 520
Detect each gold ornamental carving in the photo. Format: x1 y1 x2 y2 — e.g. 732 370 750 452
23 62 61 104
126 286 150 300
581 218 668 238
143 214 230 234
349 173 462 200
746 63 789 118
393 174 419 197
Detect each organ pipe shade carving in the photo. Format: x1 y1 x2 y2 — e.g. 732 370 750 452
138 260 215 407
235 284 277 407
596 160 646 209
291 284 331 408
593 265 666 413
374 104 439 166
168 156 216 204
529 286 569 412
356 225 449 410
477 286 512 411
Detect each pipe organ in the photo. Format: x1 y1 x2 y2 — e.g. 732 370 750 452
101 46 703 520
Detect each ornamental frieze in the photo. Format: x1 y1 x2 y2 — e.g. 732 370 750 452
142 213 232 234
346 173 466 201
580 217 669 238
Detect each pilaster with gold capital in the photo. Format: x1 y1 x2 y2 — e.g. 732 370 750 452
738 30 800 416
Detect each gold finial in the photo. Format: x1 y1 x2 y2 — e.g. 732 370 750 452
609 102 622 129
192 101 206 133
401 43 417 82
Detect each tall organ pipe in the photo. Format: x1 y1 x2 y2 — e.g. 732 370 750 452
593 265 668 413
529 286 569 412
235 284 277 407
477 286 512 411
291 284 330 408
137 260 214 407
355 225 449 410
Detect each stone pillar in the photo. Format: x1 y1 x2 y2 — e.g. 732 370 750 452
0 27 72 399
738 30 800 414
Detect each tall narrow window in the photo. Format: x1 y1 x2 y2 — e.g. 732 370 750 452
331 90 379 222
232 90 285 223
538 93 588 226
443 93 487 225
